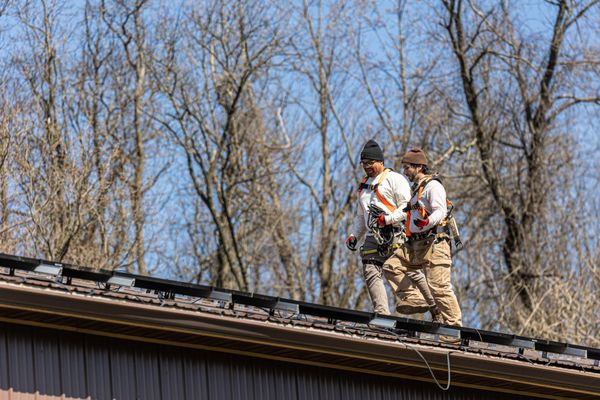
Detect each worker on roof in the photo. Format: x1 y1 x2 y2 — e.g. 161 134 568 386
345 140 434 316
383 148 462 326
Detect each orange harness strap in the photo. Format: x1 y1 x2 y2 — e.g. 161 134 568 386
357 169 396 213
374 169 396 213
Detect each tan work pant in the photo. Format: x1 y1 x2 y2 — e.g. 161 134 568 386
383 237 462 326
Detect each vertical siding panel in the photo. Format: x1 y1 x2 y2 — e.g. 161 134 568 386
323 372 343 400
250 360 297 400
158 348 185 400
109 342 137 400
339 373 382 400
134 349 161 400
381 380 409 400
206 358 233 399
381 378 444 400
273 364 298 400
379 378 527 400
6 329 36 399
296 368 342 400
84 337 112 400
228 360 255 400
0 325 9 400
295 367 315 400
32 332 61 398
59 338 87 399
182 355 209 399
250 362 276 400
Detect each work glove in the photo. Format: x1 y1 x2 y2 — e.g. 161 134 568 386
376 214 387 228
414 218 429 228
345 234 357 251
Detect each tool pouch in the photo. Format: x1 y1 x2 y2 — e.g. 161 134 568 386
406 237 434 267
446 214 463 254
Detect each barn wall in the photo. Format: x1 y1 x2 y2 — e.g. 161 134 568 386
0 322 536 400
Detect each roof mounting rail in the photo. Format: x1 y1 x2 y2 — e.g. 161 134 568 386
460 328 535 349
297 303 372 325
534 340 588 358
394 317 461 337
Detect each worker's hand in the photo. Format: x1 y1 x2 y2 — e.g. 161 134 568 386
345 235 357 251
414 218 429 228
376 214 387 228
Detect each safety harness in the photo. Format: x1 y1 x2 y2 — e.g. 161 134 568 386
405 175 447 238
357 168 396 213
405 175 463 252
357 169 401 256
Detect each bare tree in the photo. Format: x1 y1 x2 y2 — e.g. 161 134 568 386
101 0 161 274
0 97 20 254
4 0 151 271
281 0 364 306
2 0 599 346
9 0 81 261
153 0 286 291
70 0 136 270
438 0 600 338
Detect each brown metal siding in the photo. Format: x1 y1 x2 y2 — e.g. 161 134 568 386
0 322 542 400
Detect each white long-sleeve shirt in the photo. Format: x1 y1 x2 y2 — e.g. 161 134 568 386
407 178 447 233
350 169 411 242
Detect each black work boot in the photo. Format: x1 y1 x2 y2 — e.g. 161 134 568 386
429 306 443 324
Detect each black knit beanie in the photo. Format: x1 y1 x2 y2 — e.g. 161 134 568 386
360 140 384 161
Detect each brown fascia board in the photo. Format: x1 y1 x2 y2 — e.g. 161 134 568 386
0 279 599 400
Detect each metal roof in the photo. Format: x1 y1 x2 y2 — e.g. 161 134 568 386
0 253 599 399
